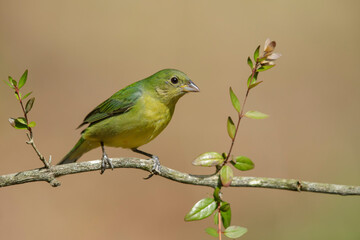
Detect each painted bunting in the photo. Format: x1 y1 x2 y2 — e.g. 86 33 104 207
58 69 199 175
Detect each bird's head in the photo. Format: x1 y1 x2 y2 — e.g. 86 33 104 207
146 69 200 105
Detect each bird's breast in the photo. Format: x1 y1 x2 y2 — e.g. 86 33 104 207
83 94 174 149
140 94 173 137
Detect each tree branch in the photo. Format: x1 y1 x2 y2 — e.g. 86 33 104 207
0 158 359 196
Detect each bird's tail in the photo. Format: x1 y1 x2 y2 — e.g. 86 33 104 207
58 137 98 165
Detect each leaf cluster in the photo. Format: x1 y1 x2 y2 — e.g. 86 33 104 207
4 70 36 130
184 189 247 239
186 39 280 238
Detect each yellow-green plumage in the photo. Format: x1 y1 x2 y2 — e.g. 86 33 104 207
58 69 199 166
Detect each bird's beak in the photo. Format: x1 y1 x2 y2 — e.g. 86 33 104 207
182 80 200 92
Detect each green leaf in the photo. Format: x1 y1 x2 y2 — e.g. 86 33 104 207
220 202 231 229
28 121 36 128
184 198 217 221
22 91 33 100
14 122 28 130
232 156 254 171
244 110 269 119
258 56 267 62
205 228 219 237
254 71 259 81
18 69 28 89
257 65 275 72
4 79 14 89
224 226 248 239
25 97 35 114
253 45 260 61
249 81 263 90
16 117 27 125
214 211 219 225
13 117 28 129
229 87 241 113
227 117 236 139
14 93 20 100
192 152 224 167
247 74 255 87
247 71 258 87
220 201 230 211
9 118 28 129
247 57 253 69
9 77 17 87
213 187 221 202
220 166 233 187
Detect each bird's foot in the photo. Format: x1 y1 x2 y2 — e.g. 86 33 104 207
144 155 161 180
100 152 114 174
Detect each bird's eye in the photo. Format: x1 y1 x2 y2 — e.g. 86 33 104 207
170 77 179 84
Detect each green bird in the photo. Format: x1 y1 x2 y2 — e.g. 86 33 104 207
58 69 199 175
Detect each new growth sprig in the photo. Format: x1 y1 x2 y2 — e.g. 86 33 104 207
185 39 281 239
4 70 51 168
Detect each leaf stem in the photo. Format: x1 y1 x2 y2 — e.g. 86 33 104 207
15 88 50 169
26 133 50 169
15 89 33 137
223 62 259 165
218 206 222 240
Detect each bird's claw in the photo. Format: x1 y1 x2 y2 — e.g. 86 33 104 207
143 156 161 180
100 153 114 174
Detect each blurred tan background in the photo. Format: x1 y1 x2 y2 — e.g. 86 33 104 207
1 1 359 239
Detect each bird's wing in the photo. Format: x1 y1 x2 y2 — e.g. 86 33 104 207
78 85 142 128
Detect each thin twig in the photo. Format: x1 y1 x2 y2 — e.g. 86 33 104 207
14 90 50 169
218 206 222 240
224 62 258 165
25 133 51 169
15 89 32 137
0 158 359 196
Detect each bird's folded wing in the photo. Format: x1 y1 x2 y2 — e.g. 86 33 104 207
77 85 142 128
